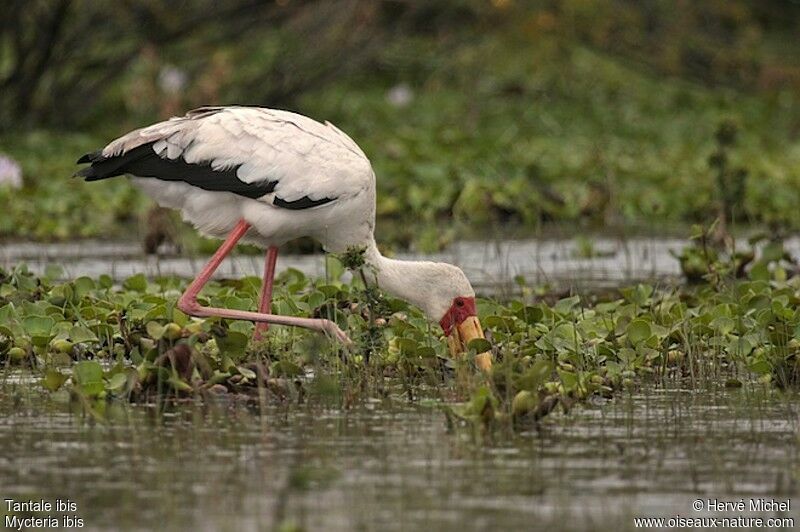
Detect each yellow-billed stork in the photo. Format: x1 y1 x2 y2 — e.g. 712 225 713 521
76 106 492 371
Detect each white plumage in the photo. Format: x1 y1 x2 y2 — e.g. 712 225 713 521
103 106 376 252
78 106 492 370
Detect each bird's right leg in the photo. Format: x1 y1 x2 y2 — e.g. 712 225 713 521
177 219 352 345
253 246 279 342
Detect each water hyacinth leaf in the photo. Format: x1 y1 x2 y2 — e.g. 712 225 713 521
22 316 55 345
617 347 637 365
171 308 188 327
557 369 578 392
484 315 516 331
517 359 554 391
317 284 341 298
41 369 69 392
144 305 168 321
272 360 303 377
710 316 735 335
306 290 326 310
106 372 128 392
626 319 652 345
0 303 17 322
515 305 544 324
467 338 492 354
146 321 166 340
224 296 252 311
72 276 95 298
554 295 580 315
69 325 98 343
72 360 105 396
620 284 653 306
167 375 193 392
416 346 436 358
396 337 419 354
123 273 148 292
229 320 254 335
21 314 54 335
215 331 249 358
749 359 771 375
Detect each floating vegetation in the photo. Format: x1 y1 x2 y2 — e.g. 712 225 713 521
1 242 798 428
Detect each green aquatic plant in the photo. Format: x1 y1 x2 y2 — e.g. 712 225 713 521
1 253 799 427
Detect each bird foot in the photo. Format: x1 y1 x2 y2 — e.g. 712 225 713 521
321 319 353 348
179 296 353 347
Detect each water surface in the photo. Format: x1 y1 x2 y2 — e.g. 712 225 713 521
1 384 796 531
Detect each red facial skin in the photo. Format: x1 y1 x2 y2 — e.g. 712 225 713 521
439 296 477 336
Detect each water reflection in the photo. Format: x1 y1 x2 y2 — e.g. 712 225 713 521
0 386 797 531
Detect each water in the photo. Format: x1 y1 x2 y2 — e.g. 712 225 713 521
7 235 800 294
1 384 797 531
2 239 799 530
0 237 690 294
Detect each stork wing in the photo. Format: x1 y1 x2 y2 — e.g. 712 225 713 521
76 106 373 209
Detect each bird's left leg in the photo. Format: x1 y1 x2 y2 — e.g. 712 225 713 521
177 220 351 345
253 246 279 342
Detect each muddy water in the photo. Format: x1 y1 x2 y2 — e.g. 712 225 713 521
0 384 796 531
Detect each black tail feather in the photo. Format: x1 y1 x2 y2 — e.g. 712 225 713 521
76 150 103 164
74 145 153 181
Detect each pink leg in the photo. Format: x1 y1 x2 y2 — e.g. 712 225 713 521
177 220 351 345
253 246 278 341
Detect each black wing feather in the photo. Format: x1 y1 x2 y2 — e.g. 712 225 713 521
75 143 276 200
273 196 334 209
76 141 338 208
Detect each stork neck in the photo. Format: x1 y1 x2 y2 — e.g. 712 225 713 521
363 243 435 314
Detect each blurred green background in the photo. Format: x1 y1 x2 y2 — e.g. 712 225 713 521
2 0 800 251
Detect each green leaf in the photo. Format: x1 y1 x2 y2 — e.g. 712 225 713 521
748 359 771 374
123 273 148 292
22 315 55 337
224 296 252 311
72 360 105 396
41 369 68 392
72 276 96 298
515 305 544 325
69 325 99 343
167 375 193 392
416 346 436 358
517 359 554 391
554 295 580 315
106 372 128 392
710 316 735 336
395 337 419 354
214 331 249 359
626 319 652 345
557 369 578 392
146 321 165 340
466 338 491 354
271 360 303 377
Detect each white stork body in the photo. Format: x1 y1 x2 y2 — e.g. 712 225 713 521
77 106 492 370
103 107 375 253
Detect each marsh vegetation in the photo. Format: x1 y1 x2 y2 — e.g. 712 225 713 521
2 1 800 530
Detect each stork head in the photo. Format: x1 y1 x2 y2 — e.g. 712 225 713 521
371 254 493 372
413 263 493 372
